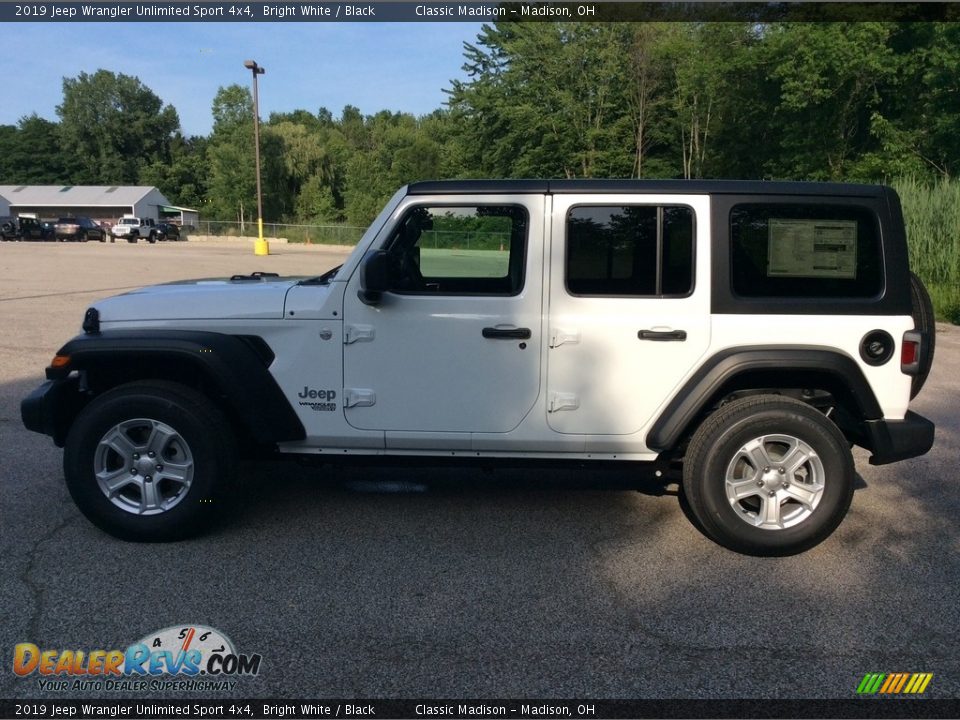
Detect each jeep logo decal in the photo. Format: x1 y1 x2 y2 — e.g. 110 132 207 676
297 386 337 412
298 387 336 401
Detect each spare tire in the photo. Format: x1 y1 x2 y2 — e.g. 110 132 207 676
909 271 936 399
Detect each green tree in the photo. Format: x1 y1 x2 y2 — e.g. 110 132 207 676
206 85 256 223
448 23 635 179
57 70 180 184
0 115 73 184
341 110 444 225
853 23 960 180
764 23 896 179
140 134 210 209
625 24 676 177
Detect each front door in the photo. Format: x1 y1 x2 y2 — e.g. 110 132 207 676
341 196 545 443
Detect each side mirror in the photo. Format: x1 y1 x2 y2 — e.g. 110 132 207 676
358 249 391 306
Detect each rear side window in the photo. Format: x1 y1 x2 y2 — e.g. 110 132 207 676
730 204 883 298
566 205 694 296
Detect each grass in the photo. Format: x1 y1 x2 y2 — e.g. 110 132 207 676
419 248 510 277
894 177 960 323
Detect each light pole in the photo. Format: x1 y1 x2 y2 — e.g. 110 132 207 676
244 59 269 256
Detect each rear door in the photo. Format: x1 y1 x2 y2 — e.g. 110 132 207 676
546 194 712 442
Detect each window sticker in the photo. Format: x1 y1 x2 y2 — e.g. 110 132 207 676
767 219 857 279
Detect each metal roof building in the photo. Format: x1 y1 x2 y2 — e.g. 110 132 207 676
0 186 199 226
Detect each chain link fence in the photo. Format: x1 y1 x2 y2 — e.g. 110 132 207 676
195 220 366 246
420 230 511 251
192 223 510 251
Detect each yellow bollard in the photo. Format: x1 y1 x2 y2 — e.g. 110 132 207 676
254 217 269 256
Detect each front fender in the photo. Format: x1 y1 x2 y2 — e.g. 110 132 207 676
35 330 305 446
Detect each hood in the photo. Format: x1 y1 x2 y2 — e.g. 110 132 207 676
95 276 311 323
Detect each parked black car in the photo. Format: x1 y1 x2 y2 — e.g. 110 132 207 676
54 217 106 242
155 222 181 241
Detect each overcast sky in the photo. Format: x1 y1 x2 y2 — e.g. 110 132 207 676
2 22 485 136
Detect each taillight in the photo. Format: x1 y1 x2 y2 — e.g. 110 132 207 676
901 330 922 375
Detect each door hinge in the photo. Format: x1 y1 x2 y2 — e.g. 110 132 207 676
549 328 580 348
343 388 376 408
548 392 580 413
344 325 375 344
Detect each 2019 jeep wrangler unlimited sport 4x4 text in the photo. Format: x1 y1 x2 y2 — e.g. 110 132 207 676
21 180 935 555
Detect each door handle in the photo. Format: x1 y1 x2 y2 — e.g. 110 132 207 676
638 329 687 341
483 327 532 340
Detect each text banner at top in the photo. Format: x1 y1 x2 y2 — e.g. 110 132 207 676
4 2 960 23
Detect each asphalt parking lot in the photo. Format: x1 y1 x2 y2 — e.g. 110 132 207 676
1 241 958 701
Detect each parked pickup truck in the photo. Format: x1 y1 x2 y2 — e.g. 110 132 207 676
111 216 158 243
21 180 936 555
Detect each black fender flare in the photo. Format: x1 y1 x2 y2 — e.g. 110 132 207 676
646 346 883 452
52 330 305 445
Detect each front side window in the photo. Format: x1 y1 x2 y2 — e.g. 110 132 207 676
730 204 883 298
566 205 694 296
386 205 527 295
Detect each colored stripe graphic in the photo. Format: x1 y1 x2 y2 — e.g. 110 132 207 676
856 672 932 694
859 673 886 694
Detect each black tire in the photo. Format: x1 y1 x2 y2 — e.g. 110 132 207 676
908 271 936 399
682 395 854 556
63 381 236 542
127 232 138 244
148 232 157 244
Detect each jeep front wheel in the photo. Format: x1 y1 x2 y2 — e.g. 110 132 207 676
682 395 854 556
63 381 236 541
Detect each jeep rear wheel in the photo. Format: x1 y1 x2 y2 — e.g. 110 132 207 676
682 395 854 556
63 381 236 541
909 271 936 399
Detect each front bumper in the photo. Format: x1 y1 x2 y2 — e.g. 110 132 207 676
21 377 81 446
864 411 935 466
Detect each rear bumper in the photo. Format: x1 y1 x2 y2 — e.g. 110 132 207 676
864 411 935 465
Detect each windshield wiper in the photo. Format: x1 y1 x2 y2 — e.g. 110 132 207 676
299 265 342 286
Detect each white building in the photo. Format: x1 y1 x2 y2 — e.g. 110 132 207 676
0 186 199 226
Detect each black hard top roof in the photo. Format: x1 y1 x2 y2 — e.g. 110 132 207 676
407 179 887 197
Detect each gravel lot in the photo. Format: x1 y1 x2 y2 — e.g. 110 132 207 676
1 241 958 701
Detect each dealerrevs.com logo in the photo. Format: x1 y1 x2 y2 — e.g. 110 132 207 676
13 625 262 692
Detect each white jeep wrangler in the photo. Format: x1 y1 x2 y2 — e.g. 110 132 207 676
22 180 936 555
111 215 158 243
